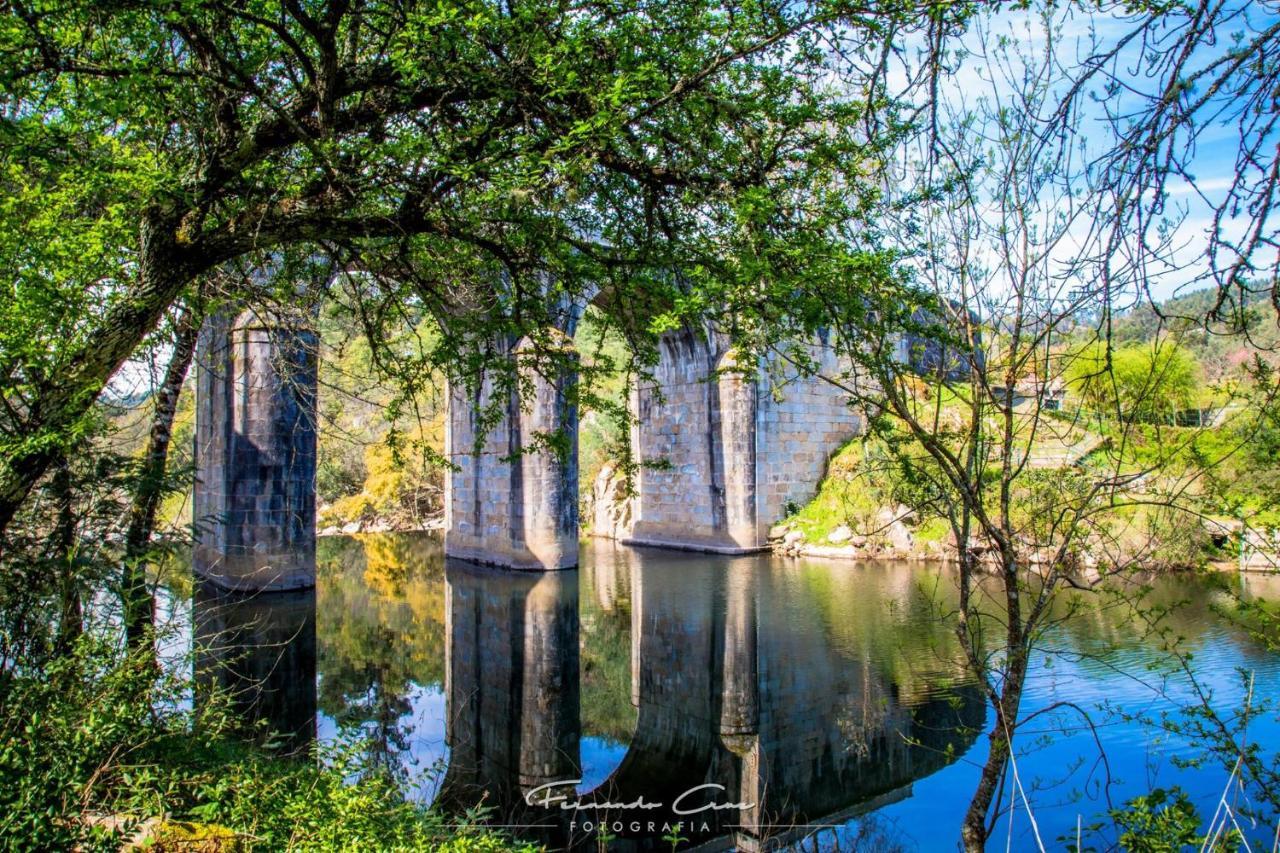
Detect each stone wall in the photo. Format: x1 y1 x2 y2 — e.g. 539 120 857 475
625 327 749 551
622 328 861 553
193 309 318 591
754 340 862 539
444 332 579 570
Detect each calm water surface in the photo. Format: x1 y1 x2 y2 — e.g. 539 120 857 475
171 533 1280 851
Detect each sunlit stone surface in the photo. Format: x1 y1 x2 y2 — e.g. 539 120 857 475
443 326 862 568
625 328 863 554
444 331 580 571
194 312 859 574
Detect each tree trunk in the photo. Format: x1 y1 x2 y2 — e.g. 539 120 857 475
51 456 82 656
121 303 202 653
0 213 196 537
962 676 1024 845
961 625 1030 852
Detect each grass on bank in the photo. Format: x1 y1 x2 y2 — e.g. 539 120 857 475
783 387 1279 565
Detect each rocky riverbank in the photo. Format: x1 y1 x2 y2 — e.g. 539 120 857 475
317 514 445 537
767 509 946 562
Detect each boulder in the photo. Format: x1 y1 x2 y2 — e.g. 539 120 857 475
827 525 853 544
886 520 913 553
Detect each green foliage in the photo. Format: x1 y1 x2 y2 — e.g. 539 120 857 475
0 635 157 850
575 308 635 506
0 0 949 533
0 422 138 664
320 431 442 529
1107 287 1280 376
0 633 530 852
1110 787 1236 852
151 820 246 852
0 119 156 465
1066 339 1202 422
168 739 521 852
310 306 446 529
785 435 949 542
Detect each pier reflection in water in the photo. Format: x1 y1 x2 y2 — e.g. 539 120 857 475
190 533 983 849
561 546 983 850
193 582 318 753
437 563 581 830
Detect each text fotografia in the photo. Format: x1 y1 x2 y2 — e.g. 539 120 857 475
572 818 710 836
526 780 753 834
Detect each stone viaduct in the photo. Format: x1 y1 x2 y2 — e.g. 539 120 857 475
192 307 862 590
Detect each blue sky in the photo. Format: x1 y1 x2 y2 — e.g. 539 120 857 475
918 2 1280 306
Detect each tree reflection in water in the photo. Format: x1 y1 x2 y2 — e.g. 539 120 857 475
314 533 446 779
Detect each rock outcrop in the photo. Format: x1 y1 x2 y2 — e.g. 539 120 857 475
588 460 635 541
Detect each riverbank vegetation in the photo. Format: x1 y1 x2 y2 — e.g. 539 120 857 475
0 631 528 851
778 289 1280 568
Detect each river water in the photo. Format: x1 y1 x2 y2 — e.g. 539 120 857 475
170 532 1280 850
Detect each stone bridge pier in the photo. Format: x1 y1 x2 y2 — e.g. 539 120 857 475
625 327 861 553
446 324 862 568
444 331 580 570
192 307 860 584
193 308 318 591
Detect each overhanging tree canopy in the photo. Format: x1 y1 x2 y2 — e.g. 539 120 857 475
0 0 959 532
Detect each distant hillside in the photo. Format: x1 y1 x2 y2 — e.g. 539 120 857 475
1107 285 1278 378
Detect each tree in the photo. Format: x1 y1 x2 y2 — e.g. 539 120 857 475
121 299 202 653
689 8 1273 848
1067 338 1202 422
1076 1 1280 324
0 0 956 536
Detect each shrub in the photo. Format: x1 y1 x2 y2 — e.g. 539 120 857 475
0 635 532 852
